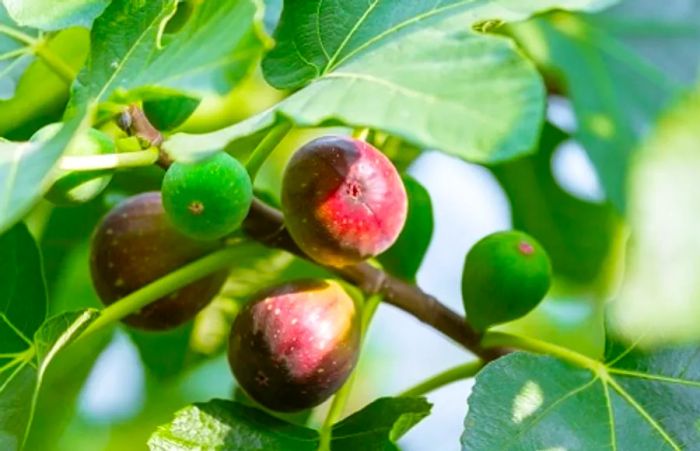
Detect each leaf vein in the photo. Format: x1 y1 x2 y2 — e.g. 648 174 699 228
322 71 496 126
94 5 174 102
324 0 380 73
330 0 476 70
501 375 600 450
602 380 617 451
607 377 681 450
315 0 331 61
0 313 33 346
608 368 700 388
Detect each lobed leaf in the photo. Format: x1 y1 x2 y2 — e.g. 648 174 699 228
71 0 265 108
0 109 88 234
262 0 616 89
331 397 432 450
0 223 46 352
69 0 178 108
149 397 431 450
166 0 617 166
2 0 110 31
0 4 37 100
148 399 318 451
462 342 700 450
0 310 98 451
0 223 100 449
511 1 700 210
0 27 89 137
592 0 700 86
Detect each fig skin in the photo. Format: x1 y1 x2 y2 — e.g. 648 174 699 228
228 280 360 412
32 123 115 205
162 152 253 241
281 136 408 267
90 191 227 330
462 230 552 331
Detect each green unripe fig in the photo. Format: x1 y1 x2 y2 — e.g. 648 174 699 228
32 123 114 205
461 231 552 331
90 192 228 330
228 280 360 412
162 152 253 241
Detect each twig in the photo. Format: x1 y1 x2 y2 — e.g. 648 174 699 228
243 199 504 361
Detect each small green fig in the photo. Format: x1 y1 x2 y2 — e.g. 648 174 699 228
461 231 552 331
228 280 360 412
281 136 408 267
32 123 115 205
162 152 253 241
90 191 227 330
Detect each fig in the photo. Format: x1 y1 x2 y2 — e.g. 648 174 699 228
162 152 253 241
281 136 408 267
90 191 227 330
32 123 114 205
462 230 552 331
228 280 360 412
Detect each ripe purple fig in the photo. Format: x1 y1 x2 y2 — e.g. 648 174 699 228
228 280 360 412
281 136 408 267
90 192 227 330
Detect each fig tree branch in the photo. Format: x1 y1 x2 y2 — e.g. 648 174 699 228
243 199 504 361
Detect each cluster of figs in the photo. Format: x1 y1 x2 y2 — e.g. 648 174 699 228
84 131 551 412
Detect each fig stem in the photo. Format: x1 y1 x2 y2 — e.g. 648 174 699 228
481 331 601 371
317 294 382 450
398 359 484 398
80 245 241 340
245 121 293 181
58 147 159 171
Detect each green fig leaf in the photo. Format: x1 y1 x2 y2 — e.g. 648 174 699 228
149 397 431 450
462 341 700 450
165 0 615 167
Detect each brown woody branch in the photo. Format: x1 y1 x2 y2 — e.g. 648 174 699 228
243 199 504 361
